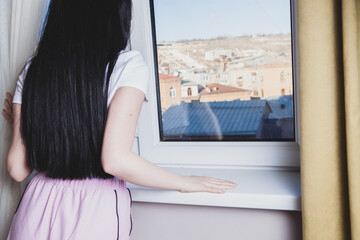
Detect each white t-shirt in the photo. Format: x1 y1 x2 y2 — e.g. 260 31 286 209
12 50 150 108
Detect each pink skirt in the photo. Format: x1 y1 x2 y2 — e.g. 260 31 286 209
6 172 132 240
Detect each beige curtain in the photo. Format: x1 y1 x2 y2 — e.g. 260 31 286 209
0 1 49 239
298 0 360 239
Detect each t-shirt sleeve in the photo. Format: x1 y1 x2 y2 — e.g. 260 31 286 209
12 58 33 104
107 50 150 107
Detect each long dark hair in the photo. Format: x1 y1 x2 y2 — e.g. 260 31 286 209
21 0 132 179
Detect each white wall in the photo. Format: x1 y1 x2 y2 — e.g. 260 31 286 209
130 202 302 240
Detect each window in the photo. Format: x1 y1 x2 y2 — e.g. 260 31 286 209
280 71 285 82
151 0 296 142
202 75 209 82
187 87 192 96
251 72 257 82
130 0 299 167
170 87 176 98
281 88 286 95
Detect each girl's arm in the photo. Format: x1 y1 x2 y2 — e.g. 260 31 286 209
6 103 33 182
101 86 237 193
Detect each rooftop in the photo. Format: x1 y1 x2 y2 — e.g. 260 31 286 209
159 73 182 80
162 99 271 136
181 80 198 86
199 83 250 95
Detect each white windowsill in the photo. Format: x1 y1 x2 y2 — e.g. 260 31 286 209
126 167 301 211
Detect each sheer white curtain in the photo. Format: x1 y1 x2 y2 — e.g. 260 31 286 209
0 0 49 238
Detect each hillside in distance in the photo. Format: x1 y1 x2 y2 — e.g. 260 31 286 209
157 34 292 73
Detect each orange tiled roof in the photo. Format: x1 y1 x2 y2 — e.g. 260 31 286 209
200 83 250 95
159 73 182 80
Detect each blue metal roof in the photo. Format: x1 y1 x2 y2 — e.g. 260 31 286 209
162 99 271 136
267 95 294 119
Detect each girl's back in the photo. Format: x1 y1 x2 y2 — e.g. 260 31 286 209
17 0 133 180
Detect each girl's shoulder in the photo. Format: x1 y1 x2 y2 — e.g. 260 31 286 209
113 50 148 72
107 50 150 106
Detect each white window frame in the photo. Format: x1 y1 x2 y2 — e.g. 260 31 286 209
130 0 300 168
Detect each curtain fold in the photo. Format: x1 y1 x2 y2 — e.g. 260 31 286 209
0 1 49 239
342 0 360 237
298 0 360 239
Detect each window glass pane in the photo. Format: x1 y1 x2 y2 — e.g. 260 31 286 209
151 0 295 141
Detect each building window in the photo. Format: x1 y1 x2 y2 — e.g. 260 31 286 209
187 87 192 96
281 88 285 95
251 72 257 82
202 75 209 82
170 87 176 98
280 71 285 82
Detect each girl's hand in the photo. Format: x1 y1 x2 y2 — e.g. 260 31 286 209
2 92 14 128
179 176 237 194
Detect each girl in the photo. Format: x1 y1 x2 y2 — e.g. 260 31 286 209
3 0 237 239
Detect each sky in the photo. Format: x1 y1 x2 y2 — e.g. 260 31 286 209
153 0 292 42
